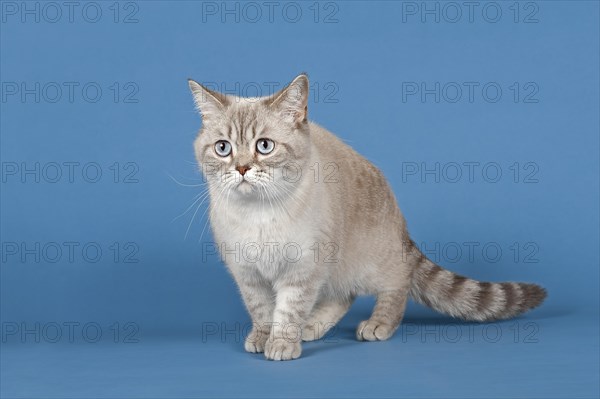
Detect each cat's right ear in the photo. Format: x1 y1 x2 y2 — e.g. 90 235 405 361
188 79 229 120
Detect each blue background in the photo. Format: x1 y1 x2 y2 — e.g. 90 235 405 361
1 1 598 397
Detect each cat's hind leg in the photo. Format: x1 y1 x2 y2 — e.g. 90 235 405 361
302 296 354 341
356 289 409 341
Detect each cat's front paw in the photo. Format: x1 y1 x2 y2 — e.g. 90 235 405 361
356 320 396 341
244 328 269 353
264 337 302 361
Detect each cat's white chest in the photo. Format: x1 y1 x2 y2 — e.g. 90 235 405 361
210 208 315 281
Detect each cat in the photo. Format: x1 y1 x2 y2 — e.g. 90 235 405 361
188 73 547 361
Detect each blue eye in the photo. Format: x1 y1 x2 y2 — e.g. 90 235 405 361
256 139 274 155
215 140 232 157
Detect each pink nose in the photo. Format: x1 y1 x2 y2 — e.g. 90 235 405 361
236 165 250 176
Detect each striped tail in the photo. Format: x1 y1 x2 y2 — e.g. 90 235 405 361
409 252 547 322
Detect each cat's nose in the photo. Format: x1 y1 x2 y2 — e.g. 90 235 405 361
236 165 251 176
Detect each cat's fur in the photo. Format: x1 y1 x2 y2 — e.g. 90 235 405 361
188 73 547 361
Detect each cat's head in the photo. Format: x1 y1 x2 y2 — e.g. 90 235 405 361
189 74 312 201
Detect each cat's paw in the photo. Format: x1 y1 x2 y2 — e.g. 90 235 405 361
264 338 302 361
356 320 395 341
244 328 269 353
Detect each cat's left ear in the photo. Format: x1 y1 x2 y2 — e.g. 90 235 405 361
267 73 309 125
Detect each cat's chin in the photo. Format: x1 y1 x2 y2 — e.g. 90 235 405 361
235 180 256 195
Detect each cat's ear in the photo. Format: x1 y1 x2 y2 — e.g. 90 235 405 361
188 79 229 120
267 73 309 125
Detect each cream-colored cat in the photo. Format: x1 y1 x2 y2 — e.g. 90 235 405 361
188 73 546 361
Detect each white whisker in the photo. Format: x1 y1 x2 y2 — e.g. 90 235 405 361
172 190 211 222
